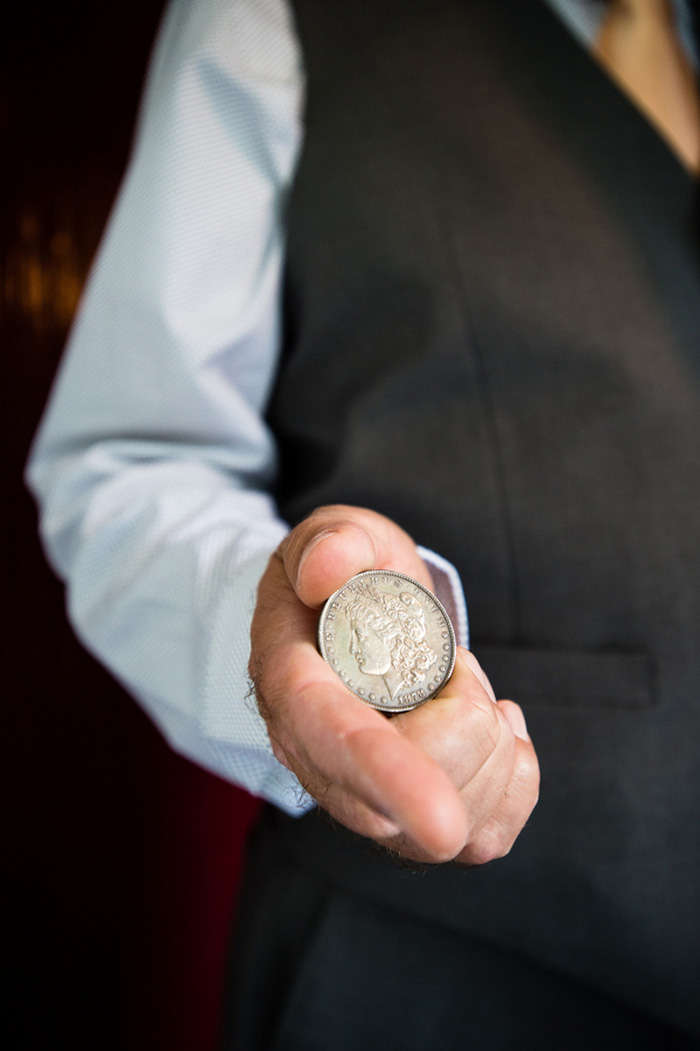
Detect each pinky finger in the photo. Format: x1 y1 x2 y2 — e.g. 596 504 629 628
455 737 540 866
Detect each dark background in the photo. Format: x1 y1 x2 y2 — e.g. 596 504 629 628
2 3 261 1047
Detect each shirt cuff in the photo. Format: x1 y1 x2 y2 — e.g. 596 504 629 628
202 547 316 815
417 545 469 648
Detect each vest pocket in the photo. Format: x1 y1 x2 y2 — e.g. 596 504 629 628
473 645 655 710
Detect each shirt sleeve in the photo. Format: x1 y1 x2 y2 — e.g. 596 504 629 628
26 0 469 814
26 0 314 813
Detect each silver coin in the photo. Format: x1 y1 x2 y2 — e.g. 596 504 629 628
317 570 457 713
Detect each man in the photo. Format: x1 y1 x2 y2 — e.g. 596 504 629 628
28 0 700 1046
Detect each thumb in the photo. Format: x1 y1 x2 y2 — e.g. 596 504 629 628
280 504 432 608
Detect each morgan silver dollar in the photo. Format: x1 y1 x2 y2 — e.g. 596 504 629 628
317 570 457 713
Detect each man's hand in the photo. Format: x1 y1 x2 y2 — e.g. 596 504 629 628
250 505 539 865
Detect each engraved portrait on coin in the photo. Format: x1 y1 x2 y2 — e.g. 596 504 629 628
344 584 436 700
317 571 456 713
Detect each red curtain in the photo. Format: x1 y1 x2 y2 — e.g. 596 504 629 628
3 3 260 1046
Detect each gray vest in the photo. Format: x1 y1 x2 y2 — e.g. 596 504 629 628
266 0 700 1035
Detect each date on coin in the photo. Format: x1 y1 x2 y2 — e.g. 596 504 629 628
317 570 456 713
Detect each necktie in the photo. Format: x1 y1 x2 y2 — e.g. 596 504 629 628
594 0 700 173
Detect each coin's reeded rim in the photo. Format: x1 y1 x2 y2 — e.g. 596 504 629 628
317 569 457 712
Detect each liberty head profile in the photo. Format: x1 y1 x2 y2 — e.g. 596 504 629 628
343 582 437 701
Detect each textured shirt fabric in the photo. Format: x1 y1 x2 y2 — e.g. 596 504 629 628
26 0 694 812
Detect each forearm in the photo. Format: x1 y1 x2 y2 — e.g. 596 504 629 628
29 427 313 808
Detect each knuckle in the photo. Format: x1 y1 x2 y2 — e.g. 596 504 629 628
288 505 342 546
469 825 515 866
514 747 541 809
465 702 506 764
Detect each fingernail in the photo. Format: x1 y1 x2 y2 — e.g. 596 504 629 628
502 702 530 742
295 529 338 589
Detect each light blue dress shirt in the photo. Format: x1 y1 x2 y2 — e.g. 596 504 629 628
26 0 695 812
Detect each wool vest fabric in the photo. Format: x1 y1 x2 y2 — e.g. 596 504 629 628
261 0 700 1038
